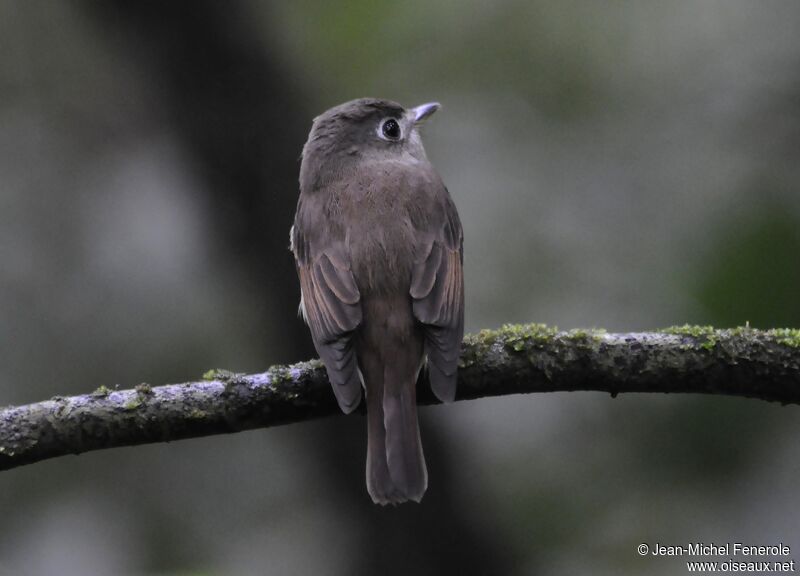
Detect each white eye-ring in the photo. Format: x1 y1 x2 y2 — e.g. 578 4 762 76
377 117 402 141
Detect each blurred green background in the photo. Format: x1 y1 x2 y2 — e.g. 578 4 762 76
2 1 799 575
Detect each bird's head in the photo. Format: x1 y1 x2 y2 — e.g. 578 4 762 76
300 98 440 191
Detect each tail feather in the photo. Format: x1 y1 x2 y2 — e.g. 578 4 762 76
366 394 406 505
383 389 427 502
365 373 427 505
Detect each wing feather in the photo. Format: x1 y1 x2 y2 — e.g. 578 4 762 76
293 220 363 413
411 192 464 403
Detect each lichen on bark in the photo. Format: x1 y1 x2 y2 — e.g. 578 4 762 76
1 324 799 472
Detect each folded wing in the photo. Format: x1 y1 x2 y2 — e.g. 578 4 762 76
410 191 464 402
292 220 363 413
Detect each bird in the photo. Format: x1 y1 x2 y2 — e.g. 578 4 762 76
290 98 464 504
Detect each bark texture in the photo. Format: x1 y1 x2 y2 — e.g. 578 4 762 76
2 324 799 472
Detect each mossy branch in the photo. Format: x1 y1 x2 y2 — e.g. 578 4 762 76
1 324 799 472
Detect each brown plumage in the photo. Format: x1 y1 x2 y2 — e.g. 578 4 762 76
291 98 464 504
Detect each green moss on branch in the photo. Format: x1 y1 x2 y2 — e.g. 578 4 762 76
1 324 799 472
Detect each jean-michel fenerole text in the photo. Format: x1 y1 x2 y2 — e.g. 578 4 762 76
651 543 791 557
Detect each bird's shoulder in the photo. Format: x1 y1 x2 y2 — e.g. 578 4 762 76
291 190 348 266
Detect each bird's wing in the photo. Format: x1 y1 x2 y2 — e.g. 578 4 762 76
291 204 363 413
410 186 464 403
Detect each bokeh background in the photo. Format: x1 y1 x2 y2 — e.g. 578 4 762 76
2 1 800 574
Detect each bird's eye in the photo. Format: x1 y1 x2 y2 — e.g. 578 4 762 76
380 118 402 141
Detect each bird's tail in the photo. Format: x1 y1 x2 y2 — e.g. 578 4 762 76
366 366 427 505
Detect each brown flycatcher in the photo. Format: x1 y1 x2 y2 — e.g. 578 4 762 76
291 98 464 504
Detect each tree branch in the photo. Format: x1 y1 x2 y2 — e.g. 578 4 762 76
2 324 799 472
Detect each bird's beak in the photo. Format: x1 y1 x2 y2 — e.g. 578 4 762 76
411 102 440 124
